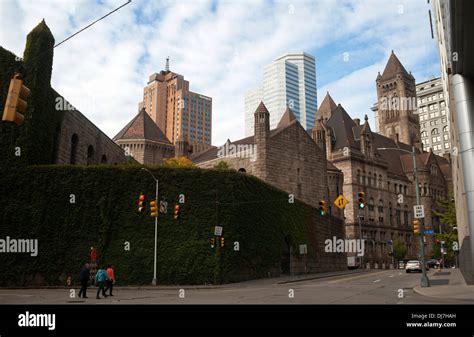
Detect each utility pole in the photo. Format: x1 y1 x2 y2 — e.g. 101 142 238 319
141 168 159 286
377 146 430 287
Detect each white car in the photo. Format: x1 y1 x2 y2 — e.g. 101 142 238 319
406 260 422 273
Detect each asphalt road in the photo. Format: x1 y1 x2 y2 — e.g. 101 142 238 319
0 270 470 304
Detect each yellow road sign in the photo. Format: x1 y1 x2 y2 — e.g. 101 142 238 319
334 194 348 209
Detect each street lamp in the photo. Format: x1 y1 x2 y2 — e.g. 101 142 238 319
377 146 430 287
141 167 159 286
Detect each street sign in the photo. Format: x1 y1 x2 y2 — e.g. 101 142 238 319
299 244 307 255
424 229 434 235
159 200 168 213
334 194 348 209
441 247 447 254
214 226 223 236
413 205 425 219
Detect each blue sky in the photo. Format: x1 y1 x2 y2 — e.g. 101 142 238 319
0 0 441 144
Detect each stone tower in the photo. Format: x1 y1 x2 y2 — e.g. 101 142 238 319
375 51 421 149
254 101 270 180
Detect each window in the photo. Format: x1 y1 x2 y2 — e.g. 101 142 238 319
378 200 384 213
369 198 375 212
441 109 446 116
87 145 94 165
443 133 449 140
443 126 449 133
444 143 450 149
431 128 439 135
421 131 427 138
396 209 401 225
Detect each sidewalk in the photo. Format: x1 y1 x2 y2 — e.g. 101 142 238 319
1 268 371 290
413 268 474 301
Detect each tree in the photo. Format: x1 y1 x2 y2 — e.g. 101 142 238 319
433 193 456 230
162 156 195 168
392 240 407 264
432 232 458 266
214 160 230 170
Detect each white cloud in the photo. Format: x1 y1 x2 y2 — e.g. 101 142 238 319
1 0 440 145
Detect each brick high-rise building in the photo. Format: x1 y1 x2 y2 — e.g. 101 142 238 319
139 58 212 152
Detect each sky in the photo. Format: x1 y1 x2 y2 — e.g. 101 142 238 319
0 0 441 145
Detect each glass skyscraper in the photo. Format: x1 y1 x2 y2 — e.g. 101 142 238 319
245 53 317 136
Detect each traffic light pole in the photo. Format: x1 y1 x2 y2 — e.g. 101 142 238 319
377 146 430 287
141 168 159 286
412 146 430 287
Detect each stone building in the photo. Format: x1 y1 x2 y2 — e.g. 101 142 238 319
192 102 344 218
415 77 451 155
113 108 175 164
316 53 452 268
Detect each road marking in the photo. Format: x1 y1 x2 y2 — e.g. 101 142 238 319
328 271 388 284
389 275 395 278
398 272 402 275
373 279 381 283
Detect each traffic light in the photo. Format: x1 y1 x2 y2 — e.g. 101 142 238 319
210 238 215 248
220 237 224 247
2 74 30 126
318 200 327 215
150 199 158 218
413 219 421 235
358 192 366 209
174 203 181 220
138 194 145 212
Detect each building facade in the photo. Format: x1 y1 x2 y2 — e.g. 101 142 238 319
318 92 452 268
416 77 451 155
433 0 474 283
193 103 343 218
245 53 317 136
138 60 212 152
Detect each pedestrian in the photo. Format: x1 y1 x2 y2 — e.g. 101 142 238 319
95 265 109 299
78 263 90 299
104 264 115 296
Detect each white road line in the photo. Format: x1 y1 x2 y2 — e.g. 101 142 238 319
373 279 381 283
389 275 395 278
398 272 403 275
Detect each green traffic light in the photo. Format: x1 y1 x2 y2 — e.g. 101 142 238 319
359 203 365 209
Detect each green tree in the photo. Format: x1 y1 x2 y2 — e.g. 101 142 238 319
214 160 231 170
432 232 458 266
433 193 456 229
392 240 407 264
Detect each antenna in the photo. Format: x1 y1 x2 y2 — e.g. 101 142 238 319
165 56 170 72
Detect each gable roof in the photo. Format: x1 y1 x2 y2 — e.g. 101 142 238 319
325 104 359 150
315 92 338 122
113 109 171 144
277 106 297 128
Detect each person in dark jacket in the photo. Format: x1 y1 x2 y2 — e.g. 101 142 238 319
78 263 90 298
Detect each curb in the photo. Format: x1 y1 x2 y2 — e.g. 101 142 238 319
277 269 371 284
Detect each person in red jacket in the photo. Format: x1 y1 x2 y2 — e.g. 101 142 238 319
104 264 115 296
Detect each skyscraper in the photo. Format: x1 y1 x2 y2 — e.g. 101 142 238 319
245 53 317 136
139 59 212 152
415 77 450 155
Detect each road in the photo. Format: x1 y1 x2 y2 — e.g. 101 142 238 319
0 270 471 304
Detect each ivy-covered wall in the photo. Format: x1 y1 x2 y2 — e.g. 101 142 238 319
0 21 64 170
0 165 345 286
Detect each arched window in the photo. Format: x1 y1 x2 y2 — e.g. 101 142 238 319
238 168 246 173
421 131 427 138
101 155 107 164
70 134 79 164
87 145 95 165
368 198 375 212
443 126 448 133
431 128 439 135
378 200 384 213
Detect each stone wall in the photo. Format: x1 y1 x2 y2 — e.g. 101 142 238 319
56 109 127 165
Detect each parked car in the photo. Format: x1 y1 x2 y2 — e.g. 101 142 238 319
426 259 440 269
406 260 422 273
